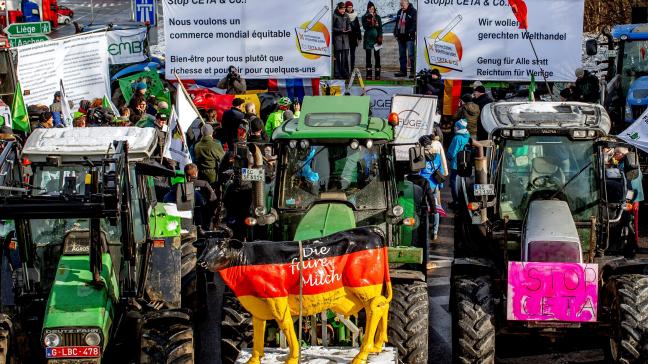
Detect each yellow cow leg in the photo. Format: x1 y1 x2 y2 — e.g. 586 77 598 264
248 317 266 364
352 296 388 364
269 298 300 364
370 303 390 353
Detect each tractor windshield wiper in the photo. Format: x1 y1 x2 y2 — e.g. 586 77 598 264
550 161 592 199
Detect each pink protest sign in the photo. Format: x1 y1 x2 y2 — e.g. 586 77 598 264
507 262 598 322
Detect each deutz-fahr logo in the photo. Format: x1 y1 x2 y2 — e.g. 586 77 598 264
108 39 144 56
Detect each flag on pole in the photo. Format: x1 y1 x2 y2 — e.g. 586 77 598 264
11 82 29 132
102 95 119 116
528 74 536 101
176 80 202 133
60 80 73 128
162 108 192 169
508 0 528 29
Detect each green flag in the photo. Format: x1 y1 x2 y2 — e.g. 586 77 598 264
11 82 29 132
528 74 536 102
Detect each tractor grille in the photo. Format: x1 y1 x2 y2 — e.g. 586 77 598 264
632 105 647 120
61 332 86 346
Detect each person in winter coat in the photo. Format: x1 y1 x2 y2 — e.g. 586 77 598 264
217 65 247 95
472 86 492 140
194 124 225 185
245 102 268 142
265 97 292 138
453 94 480 138
362 2 382 80
346 1 362 72
574 68 600 103
221 98 246 150
394 0 416 78
333 2 351 79
419 135 448 241
447 119 470 207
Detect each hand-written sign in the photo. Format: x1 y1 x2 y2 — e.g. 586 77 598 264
291 246 342 287
507 261 598 322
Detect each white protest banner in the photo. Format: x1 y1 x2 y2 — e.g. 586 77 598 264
106 27 148 65
350 85 414 119
162 0 331 79
16 33 110 108
619 108 648 154
417 0 584 81
176 86 201 133
163 108 192 169
59 80 73 128
391 94 438 160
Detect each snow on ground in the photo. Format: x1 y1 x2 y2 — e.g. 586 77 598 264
236 346 397 364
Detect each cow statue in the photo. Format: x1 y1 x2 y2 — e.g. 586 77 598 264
198 227 392 364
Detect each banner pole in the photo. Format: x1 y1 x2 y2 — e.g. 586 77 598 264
173 72 206 126
523 29 555 101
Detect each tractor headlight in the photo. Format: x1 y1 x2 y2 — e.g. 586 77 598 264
289 140 298 149
350 139 360 150
365 139 373 149
299 139 310 149
85 332 101 346
391 205 404 217
44 333 61 347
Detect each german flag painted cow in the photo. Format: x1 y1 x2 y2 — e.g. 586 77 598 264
198 227 392 364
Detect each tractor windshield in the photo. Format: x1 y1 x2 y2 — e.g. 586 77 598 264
278 143 386 210
620 39 648 98
498 136 597 221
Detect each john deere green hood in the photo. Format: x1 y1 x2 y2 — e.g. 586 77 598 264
294 203 356 240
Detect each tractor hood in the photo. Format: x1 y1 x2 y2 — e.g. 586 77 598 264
43 254 119 342
293 203 356 240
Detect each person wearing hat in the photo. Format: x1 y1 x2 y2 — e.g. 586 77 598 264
50 91 64 127
394 0 417 78
574 67 600 103
362 1 382 80
447 119 470 208
345 1 362 72
222 98 246 150
453 93 480 138
134 81 147 97
194 123 225 185
265 96 292 138
472 85 493 112
333 2 351 79
418 135 448 240
35 111 54 129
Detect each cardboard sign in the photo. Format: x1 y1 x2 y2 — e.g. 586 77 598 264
507 261 598 322
425 37 462 72
295 28 329 57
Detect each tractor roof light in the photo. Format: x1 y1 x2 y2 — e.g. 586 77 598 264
511 130 525 138
572 130 587 139
388 112 399 126
501 130 511 137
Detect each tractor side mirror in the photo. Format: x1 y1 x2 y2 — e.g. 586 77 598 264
457 149 473 177
585 39 598 56
408 146 426 172
624 152 640 180
135 161 177 177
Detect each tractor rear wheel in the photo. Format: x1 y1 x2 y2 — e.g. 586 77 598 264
181 241 201 315
140 310 194 364
220 290 253 364
388 280 429 364
452 275 495 364
606 274 648 363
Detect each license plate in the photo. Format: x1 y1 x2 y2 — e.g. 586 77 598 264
241 168 264 182
473 184 495 196
46 346 101 358
507 262 598 322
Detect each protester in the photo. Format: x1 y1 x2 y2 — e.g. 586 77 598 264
115 106 131 125
362 2 382 80
575 68 600 103
221 98 246 150
218 65 247 95
333 2 351 79
158 101 169 111
146 96 158 116
292 98 301 118
447 119 470 208
245 102 267 142
453 94 480 138
419 135 448 241
133 81 147 98
346 1 362 72
194 123 225 185
35 111 54 129
472 85 493 111
559 86 577 101
74 100 91 120
73 115 86 128
394 0 416 78
185 163 218 229
131 96 155 126
265 97 292 137
50 91 63 127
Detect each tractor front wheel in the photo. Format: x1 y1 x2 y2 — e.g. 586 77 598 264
606 274 648 363
220 290 253 364
452 275 495 364
388 280 429 364
140 310 194 363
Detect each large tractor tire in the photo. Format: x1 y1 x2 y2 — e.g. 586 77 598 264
220 291 253 364
606 274 648 363
452 275 495 364
140 310 194 364
180 241 201 315
388 280 429 364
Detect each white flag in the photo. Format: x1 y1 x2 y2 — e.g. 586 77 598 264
176 85 201 133
60 80 73 128
619 107 648 154
163 108 193 169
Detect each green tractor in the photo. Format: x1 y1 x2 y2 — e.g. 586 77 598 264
219 96 430 364
0 127 199 363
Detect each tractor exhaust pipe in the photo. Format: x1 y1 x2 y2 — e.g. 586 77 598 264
251 144 277 226
474 141 489 224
